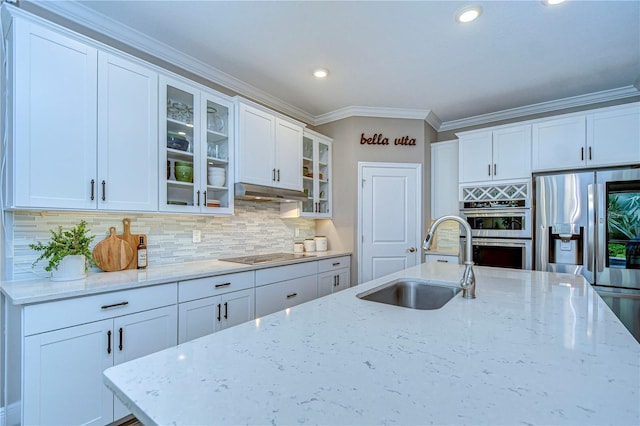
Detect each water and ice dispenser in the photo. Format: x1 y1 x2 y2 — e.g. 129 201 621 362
548 224 584 266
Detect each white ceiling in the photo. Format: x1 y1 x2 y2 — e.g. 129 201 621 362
28 0 640 130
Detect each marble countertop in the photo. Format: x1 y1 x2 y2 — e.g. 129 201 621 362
0 250 350 305
104 263 640 425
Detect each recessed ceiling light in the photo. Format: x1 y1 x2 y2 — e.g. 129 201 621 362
313 68 329 78
455 5 482 23
542 0 566 5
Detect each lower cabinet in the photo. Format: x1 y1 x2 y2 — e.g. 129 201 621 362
255 262 318 317
317 256 351 297
424 253 460 264
18 284 177 425
178 271 255 344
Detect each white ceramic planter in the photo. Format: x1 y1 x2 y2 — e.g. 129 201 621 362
50 255 86 281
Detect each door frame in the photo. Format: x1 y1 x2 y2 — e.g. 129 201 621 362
357 161 422 284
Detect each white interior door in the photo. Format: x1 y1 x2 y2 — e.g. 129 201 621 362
359 163 421 283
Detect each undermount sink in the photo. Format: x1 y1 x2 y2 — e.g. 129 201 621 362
357 278 461 310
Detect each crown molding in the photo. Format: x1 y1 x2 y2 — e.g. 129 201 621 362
313 106 439 127
438 86 640 132
25 0 316 125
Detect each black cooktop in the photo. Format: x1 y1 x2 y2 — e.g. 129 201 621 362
220 252 316 265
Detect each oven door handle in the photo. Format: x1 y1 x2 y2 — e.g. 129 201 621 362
470 238 530 248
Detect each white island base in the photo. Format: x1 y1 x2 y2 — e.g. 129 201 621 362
104 263 640 425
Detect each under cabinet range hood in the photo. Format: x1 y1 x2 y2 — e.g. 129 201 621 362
234 182 307 202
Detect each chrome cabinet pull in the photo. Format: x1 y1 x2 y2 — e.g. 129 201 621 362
215 282 231 288
286 292 297 299
101 180 106 201
118 327 123 351
101 301 129 310
223 302 228 319
90 179 95 201
107 330 112 354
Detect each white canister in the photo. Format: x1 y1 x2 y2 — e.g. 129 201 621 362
303 238 316 252
293 242 304 253
314 236 328 251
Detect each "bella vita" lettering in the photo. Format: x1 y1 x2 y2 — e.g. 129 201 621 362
360 133 416 146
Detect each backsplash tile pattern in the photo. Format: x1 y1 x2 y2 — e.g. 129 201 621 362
9 201 316 280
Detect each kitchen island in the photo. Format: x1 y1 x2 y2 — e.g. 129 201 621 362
104 263 640 425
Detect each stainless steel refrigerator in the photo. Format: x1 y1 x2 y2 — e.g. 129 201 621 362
535 167 640 342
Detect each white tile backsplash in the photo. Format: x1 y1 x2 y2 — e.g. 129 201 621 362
8 201 316 280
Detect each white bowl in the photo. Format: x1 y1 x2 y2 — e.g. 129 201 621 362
208 176 226 186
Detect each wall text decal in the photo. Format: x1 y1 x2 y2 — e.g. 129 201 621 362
360 133 416 146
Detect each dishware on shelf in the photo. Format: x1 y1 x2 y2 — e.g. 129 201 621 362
175 161 193 182
207 106 225 132
208 166 226 186
167 132 189 151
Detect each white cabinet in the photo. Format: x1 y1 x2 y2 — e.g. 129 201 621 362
457 124 531 183
97 52 158 212
6 14 159 211
178 271 255 343
532 115 585 171
9 16 97 210
281 129 333 218
431 140 459 219
235 98 304 191
17 284 177 425
317 256 351 297
532 103 640 172
586 103 640 167
159 75 234 214
255 262 318 317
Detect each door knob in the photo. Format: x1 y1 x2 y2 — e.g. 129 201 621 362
408 247 417 253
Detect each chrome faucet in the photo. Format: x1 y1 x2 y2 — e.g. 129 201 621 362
422 215 476 299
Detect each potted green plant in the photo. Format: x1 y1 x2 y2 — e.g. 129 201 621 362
29 220 96 281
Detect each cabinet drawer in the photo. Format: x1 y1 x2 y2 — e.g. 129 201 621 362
318 256 351 273
178 271 254 303
24 283 177 336
425 254 460 264
255 262 317 286
255 275 317 317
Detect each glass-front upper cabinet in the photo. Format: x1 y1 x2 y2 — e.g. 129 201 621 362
159 75 233 214
301 130 332 218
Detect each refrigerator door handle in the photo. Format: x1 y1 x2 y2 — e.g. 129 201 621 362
587 184 595 272
596 183 606 273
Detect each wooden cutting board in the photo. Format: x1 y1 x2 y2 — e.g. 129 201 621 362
93 227 134 272
117 218 147 270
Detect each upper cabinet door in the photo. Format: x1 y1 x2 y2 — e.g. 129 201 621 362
532 116 586 172
97 52 158 211
586 103 640 168
458 131 493 183
236 102 276 187
274 118 303 190
492 124 531 181
12 19 98 209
